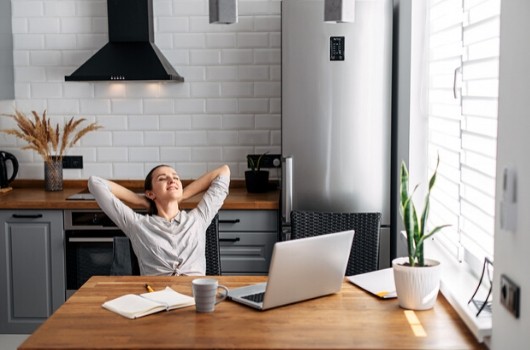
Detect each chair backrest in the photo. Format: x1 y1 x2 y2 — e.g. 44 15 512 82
290 211 381 276
111 213 221 276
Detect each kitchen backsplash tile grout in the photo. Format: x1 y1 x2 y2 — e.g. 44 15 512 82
1 0 281 180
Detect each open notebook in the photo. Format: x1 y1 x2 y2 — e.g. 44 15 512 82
102 286 195 319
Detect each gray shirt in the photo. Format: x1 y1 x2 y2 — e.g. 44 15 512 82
88 175 229 276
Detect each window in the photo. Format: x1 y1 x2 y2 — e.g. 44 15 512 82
426 0 501 274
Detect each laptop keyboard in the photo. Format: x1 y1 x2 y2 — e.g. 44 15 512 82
241 292 265 303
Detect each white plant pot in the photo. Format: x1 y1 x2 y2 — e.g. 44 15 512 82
392 257 441 310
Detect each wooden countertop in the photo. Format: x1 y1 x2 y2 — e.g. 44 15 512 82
0 180 279 210
19 276 485 350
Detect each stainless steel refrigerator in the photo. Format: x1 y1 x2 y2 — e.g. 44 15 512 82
281 0 393 267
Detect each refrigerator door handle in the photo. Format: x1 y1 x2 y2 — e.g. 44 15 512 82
282 156 293 224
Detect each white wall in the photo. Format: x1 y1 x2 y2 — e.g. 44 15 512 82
491 0 530 348
0 0 281 180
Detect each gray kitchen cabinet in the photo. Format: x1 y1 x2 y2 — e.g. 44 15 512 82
0 210 65 334
219 210 278 274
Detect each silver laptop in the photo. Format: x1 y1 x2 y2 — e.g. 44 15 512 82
228 230 355 310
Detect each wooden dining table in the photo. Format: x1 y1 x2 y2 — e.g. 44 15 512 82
18 275 484 350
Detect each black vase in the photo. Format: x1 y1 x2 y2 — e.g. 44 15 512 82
245 170 269 193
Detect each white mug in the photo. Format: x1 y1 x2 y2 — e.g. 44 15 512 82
192 278 229 313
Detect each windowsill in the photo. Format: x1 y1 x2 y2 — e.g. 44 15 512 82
426 240 492 343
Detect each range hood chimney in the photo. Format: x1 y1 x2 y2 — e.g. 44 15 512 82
65 0 183 82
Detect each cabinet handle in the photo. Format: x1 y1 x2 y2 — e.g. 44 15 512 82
12 214 43 219
68 237 114 243
219 219 241 224
219 237 241 243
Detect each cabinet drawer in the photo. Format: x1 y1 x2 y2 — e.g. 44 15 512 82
219 210 278 232
219 231 276 273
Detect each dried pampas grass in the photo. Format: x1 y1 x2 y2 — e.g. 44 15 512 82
1 109 102 165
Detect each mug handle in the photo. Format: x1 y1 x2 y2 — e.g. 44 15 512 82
215 285 229 304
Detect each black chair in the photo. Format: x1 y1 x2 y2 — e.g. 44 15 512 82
290 211 381 276
111 214 221 276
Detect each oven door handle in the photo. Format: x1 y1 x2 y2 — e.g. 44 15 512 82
68 237 115 243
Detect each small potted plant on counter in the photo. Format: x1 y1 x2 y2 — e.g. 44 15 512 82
245 153 269 193
392 156 450 310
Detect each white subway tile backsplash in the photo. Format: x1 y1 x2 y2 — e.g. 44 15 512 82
97 147 129 162
174 99 205 113
75 1 107 17
206 66 237 81
192 114 222 129
173 33 206 49
254 82 280 97
192 147 222 162
13 51 30 66
82 131 112 146
254 48 281 64
96 115 128 130
16 67 46 82
11 18 28 34
238 66 269 81
174 131 207 146
172 1 206 16
129 147 160 162
63 83 94 98
28 18 59 35
160 147 192 162
191 82 221 98
206 33 237 49
221 82 253 97
111 99 143 114
207 130 239 145
13 34 45 50
113 163 146 179
10 0 281 180
238 130 270 145
129 115 160 130
47 99 80 114
12 1 44 18
144 99 175 114
30 51 61 66
255 16 281 32
255 114 280 129
160 115 192 130
206 99 237 113
76 34 108 50
61 18 92 34
80 99 111 114
222 114 255 129
238 98 269 113
237 33 269 48
221 49 253 65
189 49 221 65
45 1 76 17
144 131 175 146
113 131 145 146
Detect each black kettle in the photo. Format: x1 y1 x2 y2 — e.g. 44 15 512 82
0 151 19 188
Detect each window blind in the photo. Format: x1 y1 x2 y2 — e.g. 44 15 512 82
427 0 500 273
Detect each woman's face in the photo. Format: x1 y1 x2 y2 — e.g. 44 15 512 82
146 166 183 202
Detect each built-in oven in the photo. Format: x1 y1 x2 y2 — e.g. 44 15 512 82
64 210 132 298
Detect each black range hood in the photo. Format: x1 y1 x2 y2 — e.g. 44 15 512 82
65 0 183 82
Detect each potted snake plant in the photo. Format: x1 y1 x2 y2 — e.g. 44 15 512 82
245 153 269 193
393 156 450 310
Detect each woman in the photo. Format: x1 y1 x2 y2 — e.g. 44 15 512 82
88 164 230 276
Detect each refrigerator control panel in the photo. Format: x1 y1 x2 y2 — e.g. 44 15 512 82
330 36 345 61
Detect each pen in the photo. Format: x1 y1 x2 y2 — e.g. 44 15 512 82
145 284 154 293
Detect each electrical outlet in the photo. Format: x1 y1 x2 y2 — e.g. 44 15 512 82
247 154 282 169
62 156 83 169
500 274 520 318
